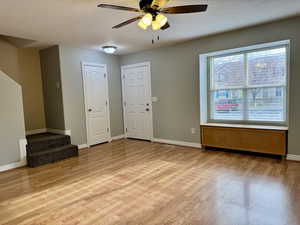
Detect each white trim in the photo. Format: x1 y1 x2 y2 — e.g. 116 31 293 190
26 128 47 135
78 135 125 149
64 130 71 136
111 134 125 141
153 138 202 149
81 62 112 145
26 128 71 136
0 160 27 173
201 40 290 58
78 144 90 150
287 154 300 162
47 128 71 136
19 138 27 162
199 54 208 127
121 62 154 141
0 138 27 172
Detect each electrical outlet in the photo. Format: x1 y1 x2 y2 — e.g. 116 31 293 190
191 128 196 134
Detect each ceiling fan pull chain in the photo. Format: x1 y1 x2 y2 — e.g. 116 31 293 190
151 28 155 44
151 35 160 44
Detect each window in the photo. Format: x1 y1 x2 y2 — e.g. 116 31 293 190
208 45 288 124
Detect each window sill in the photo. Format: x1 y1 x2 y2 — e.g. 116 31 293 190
201 123 288 131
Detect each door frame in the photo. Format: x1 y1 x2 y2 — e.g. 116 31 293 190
81 62 112 146
121 62 154 141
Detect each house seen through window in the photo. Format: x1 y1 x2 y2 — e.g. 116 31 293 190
209 46 288 124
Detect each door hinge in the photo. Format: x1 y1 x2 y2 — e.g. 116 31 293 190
104 73 106 78
107 128 110 132
125 128 128 133
106 101 108 106
124 102 126 106
123 75 125 79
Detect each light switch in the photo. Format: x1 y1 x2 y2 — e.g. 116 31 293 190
56 82 60 89
152 97 158 102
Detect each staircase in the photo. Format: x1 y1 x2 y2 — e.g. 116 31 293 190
26 133 79 167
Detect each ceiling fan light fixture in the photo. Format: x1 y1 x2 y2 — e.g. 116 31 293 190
152 21 161 30
102 46 117 54
138 20 149 30
98 2 208 31
141 13 153 26
155 14 168 27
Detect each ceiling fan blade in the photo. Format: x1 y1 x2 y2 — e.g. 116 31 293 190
112 16 143 29
161 22 170 30
98 4 141 12
161 4 208 14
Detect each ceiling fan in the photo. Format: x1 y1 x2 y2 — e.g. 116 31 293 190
98 0 208 31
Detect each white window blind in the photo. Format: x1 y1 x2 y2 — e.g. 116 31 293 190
209 46 288 124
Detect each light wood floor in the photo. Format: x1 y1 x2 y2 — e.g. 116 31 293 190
1 139 300 225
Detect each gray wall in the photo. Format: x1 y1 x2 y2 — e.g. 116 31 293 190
0 71 26 166
40 46 65 130
120 16 300 155
59 45 123 145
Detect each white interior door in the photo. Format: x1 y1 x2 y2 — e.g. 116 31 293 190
121 62 153 141
82 63 111 145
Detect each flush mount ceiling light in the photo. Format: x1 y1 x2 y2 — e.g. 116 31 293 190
102 46 117 54
98 0 208 31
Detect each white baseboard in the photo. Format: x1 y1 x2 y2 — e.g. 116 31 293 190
153 138 202 149
26 128 47 135
287 154 300 162
47 129 71 136
0 138 28 173
79 135 124 149
64 130 71 136
112 134 125 141
78 144 90 149
0 160 27 172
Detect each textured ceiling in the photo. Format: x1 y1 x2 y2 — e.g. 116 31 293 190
0 0 299 54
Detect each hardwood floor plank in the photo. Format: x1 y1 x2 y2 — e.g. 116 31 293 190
0 139 300 225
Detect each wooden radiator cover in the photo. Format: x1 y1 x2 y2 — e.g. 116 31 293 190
200 125 287 156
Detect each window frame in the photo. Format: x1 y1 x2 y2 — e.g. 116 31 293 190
206 43 289 126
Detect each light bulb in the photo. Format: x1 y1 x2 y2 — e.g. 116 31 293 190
142 13 153 26
155 14 168 27
138 20 148 30
152 21 161 31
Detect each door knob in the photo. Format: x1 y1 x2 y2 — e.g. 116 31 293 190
146 108 150 112
88 109 92 112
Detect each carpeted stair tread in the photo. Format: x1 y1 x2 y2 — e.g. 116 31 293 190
28 144 77 156
26 133 67 144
